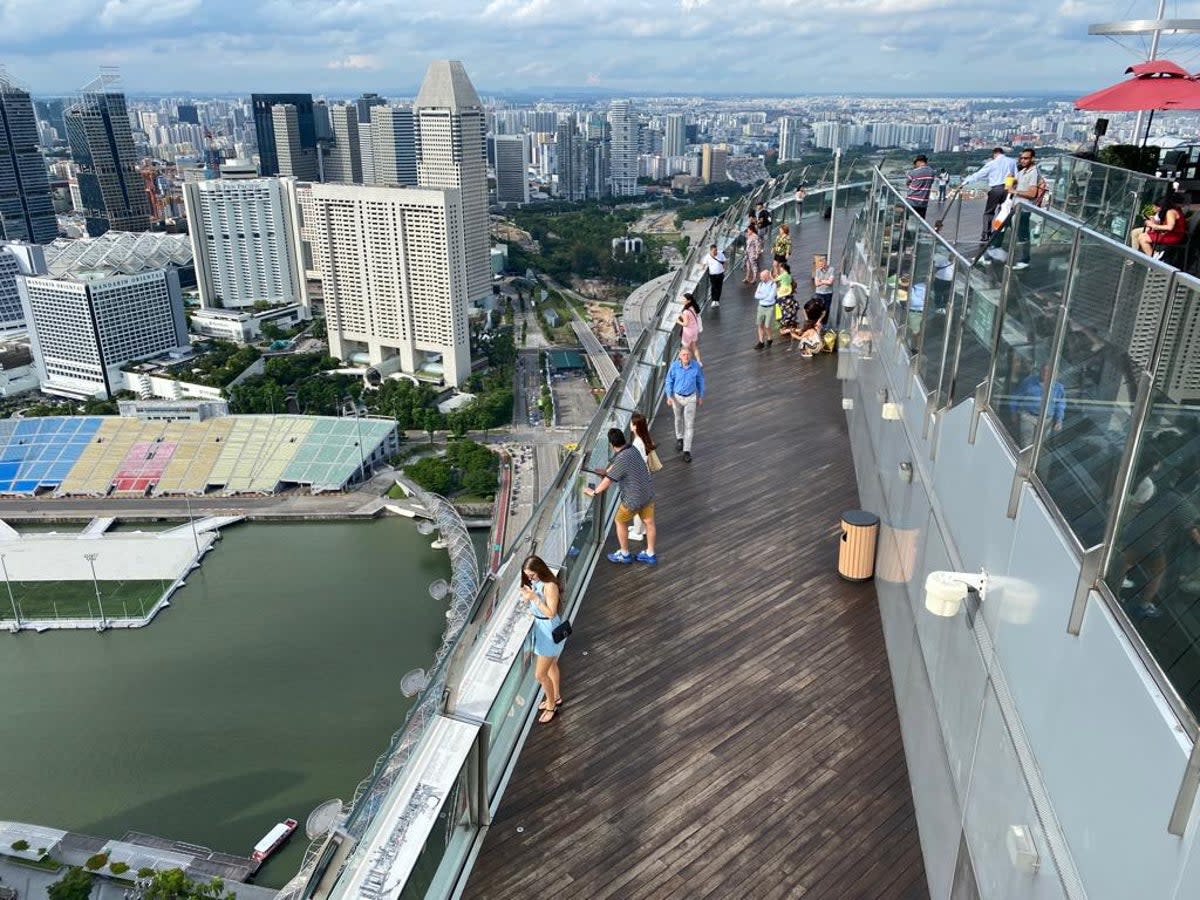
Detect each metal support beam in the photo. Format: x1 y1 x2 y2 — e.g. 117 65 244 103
1169 737 1200 836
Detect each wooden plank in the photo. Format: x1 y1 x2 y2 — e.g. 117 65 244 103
463 216 928 899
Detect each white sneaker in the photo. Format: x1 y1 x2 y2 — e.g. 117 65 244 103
628 531 645 542
1012 261 1029 270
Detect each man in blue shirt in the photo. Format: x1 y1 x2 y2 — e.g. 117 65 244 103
665 346 705 463
963 147 1018 241
1010 363 1066 446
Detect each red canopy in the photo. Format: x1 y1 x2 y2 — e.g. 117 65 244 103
1076 60 1200 111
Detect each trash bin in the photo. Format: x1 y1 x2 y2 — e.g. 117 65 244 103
838 510 880 582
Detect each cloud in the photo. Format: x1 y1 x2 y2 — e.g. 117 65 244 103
326 54 381 70
99 0 200 27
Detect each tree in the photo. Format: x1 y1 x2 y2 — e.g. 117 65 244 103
140 869 232 900
48 868 94 900
405 456 454 494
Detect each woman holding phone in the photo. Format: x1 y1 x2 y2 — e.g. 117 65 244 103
521 554 564 724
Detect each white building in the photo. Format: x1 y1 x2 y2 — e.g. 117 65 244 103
189 303 307 343
18 268 189 399
372 105 418 187
303 183 471 387
663 113 686 159
327 105 363 184
493 133 530 206
608 99 639 197
0 240 47 332
778 116 805 163
182 177 309 313
416 61 490 303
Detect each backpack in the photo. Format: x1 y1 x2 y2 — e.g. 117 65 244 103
1034 170 1051 209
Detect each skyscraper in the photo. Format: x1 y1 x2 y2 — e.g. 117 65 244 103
355 94 386 187
555 114 586 202
608 99 639 197
371 105 418 187
304 183 470 387
251 93 316 176
18 268 188 399
176 103 199 125
326 105 363 184
664 113 686 159
183 178 309 313
701 143 728 184
415 60 489 303
0 240 46 331
64 78 152 237
493 134 530 206
778 116 804 163
272 104 319 181
0 74 57 244
354 93 386 125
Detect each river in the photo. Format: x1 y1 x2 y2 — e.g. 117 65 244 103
0 517 460 887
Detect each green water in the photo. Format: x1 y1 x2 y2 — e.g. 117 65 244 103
0 518 455 886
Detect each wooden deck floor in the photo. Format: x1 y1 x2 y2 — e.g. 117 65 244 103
463 214 929 899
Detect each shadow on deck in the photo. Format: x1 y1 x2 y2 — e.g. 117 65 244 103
463 210 931 899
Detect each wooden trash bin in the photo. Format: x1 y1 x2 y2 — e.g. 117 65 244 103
838 510 880 582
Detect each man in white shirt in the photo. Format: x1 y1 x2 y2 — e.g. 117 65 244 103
702 243 726 308
963 147 1018 241
753 269 777 350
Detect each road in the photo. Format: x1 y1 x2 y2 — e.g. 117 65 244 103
540 276 620 389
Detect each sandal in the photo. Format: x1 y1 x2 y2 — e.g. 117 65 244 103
539 698 564 712
538 707 558 724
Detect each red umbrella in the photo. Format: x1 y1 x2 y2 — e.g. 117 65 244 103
1076 60 1200 145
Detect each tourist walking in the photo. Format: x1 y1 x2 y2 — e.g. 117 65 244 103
906 155 936 219
962 147 1018 241
702 243 726 308
585 428 657 564
627 412 658 542
772 222 792 264
677 292 702 363
665 346 705 462
520 554 565 723
754 269 777 350
743 222 763 284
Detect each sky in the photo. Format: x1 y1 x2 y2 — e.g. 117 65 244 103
0 0 1193 98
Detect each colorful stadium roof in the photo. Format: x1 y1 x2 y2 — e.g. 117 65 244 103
0 415 394 497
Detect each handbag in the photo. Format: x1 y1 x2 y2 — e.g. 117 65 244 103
646 449 663 473
992 196 1014 232
551 619 572 643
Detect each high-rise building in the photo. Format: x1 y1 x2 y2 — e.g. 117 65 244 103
272 104 319 181
664 113 686 159
355 94 386 187
371 105 418 187
701 143 728 184
251 93 315 176
608 99 639 197
303 183 470 387
0 240 46 331
527 110 558 134
64 80 152 237
493 134 530 206
415 60 489 303
18 268 188 399
778 116 805 163
555 114 586 202
933 124 957 153
0 74 57 244
586 138 610 200
326 105 362 184
355 93 386 125
176 103 199 125
182 178 309 313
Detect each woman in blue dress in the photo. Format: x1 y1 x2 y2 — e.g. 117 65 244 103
521 555 564 724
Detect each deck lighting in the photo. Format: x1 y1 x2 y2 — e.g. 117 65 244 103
924 570 987 617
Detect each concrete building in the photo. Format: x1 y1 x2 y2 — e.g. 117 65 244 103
555 114 587 201
189 304 307 343
663 113 686 159
0 74 57 244
303 183 471 387
587 138 610 200
182 177 309 313
416 60 490 304
371 105 418 187
701 143 728 184
0 241 47 332
219 158 258 180
251 93 315 177
493 133 530 205
18 268 189 399
355 95 386 186
272 104 319 181
64 82 152 237
778 116 805 163
933 123 957 153
326 104 363 184
608 99 639 197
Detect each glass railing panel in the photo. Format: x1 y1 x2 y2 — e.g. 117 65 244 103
988 208 1076 450
397 757 474 900
921 259 968 401
949 252 1004 406
1033 235 1174 548
1101 277 1200 714
900 228 937 354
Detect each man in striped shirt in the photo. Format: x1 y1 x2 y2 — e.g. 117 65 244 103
906 155 935 219
585 428 658 565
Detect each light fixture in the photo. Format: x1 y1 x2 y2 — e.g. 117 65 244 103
898 461 913 483
1006 825 1040 874
881 402 902 421
842 397 854 411
923 569 988 617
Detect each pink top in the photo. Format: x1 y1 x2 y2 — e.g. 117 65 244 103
680 308 700 344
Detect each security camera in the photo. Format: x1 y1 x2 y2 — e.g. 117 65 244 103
924 569 988 617
842 280 869 310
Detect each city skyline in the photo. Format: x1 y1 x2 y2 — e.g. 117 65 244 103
0 0 1182 96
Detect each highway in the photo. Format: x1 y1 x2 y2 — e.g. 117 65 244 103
541 276 620 389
